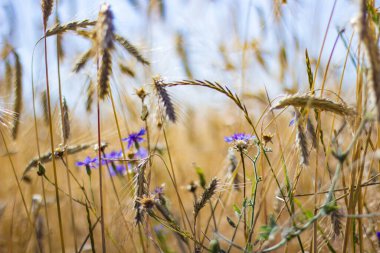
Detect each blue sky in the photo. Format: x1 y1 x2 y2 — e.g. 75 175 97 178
0 0 360 114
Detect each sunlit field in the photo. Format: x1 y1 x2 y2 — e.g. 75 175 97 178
0 0 379 252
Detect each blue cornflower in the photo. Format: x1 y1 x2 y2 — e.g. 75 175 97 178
102 150 123 164
122 128 146 149
154 184 165 195
109 164 127 177
76 156 98 176
224 133 254 143
376 231 380 245
225 133 255 151
75 156 98 168
135 147 148 159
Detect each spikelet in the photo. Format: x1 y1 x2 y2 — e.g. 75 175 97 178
305 49 314 90
134 159 148 224
41 91 49 125
119 62 135 77
45 19 96 37
23 144 92 176
96 3 114 100
5 60 12 93
73 48 93 73
152 77 176 122
194 178 218 218
330 209 343 239
61 97 70 143
271 94 356 117
12 50 22 139
86 80 94 112
114 34 149 65
41 0 53 27
306 117 317 148
55 15 64 59
294 109 309 166
358 0 380 120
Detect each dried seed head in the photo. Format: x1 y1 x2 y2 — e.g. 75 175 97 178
73 48 93 73
194 178 218 218
96 4 114 50
41 0 54 27
152 76 176 123
114 34 149 65
306 117 317 148
86 80 94 112
96 3 114 100
134 159 148 224
119 62 135 77
136 87 147 101
186 181 198 193
45 19 96 37
55 15 64 59
271 94 356 117
12 50 22 140
137 194 156 210
61 97 70 143
331 209 343 239
294 109 309 166
262 132 274 145
5 60 12 93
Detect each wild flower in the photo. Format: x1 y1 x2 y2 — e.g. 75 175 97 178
76 156 98 176
224 133 255 151
154 184 165 196
75 156 98 168
102 150 123 164
109 165 127 177
136 147 148 159
123 128 146 149
376 231 380 245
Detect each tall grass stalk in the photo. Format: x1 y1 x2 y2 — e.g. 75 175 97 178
0 128 39 251
31 43 52 253
42 12 66 253
54 3 78 251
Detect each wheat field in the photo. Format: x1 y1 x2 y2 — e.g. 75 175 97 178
0 0 379 252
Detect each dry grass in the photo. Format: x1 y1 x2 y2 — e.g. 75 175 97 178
0 1 379 253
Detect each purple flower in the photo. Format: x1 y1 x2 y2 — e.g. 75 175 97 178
102 150 123 164
377 231 380 245
154 184 165 195
135 147 148 159
224 133 254 143
109 164 127 177
225 133 255 151
122 128 146 149
75 156 98 168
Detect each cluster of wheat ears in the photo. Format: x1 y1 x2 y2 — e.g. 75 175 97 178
0 0 379 252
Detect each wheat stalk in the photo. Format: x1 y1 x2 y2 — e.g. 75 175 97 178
73 48 93 73
41 0 54 27
45 19 96 37
271 94 356 117
96 4 114 100
194 178 218 218
61 97 70 143
153 77 177 122
12 50 22 139
114 34 149 65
